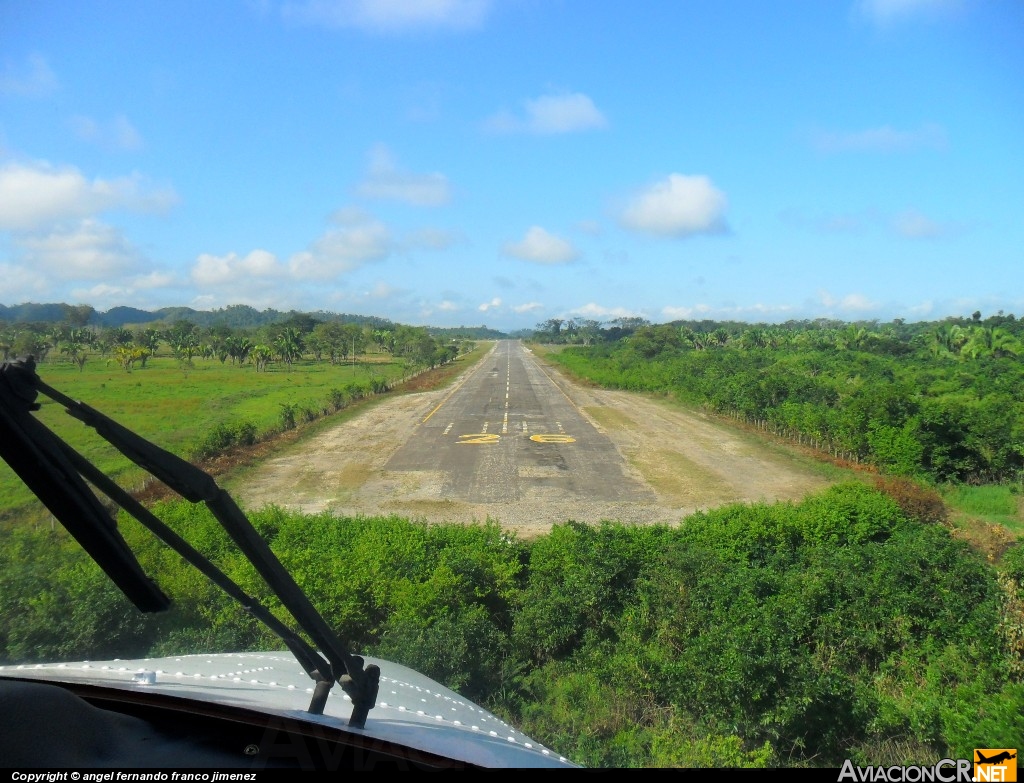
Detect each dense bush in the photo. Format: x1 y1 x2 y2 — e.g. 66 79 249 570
2 485 1020 767
551 334 1024 484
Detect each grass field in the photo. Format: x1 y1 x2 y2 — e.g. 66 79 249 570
1 351 417 520
943 483 1024 539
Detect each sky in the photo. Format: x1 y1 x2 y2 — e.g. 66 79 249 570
1 0 1022 332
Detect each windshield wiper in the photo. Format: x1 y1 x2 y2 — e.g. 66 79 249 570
0 357 380 728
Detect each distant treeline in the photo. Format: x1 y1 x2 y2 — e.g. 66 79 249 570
1 483 1022 767
0 301 507 338
540 313 1024 485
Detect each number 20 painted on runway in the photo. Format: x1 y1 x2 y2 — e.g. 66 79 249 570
456 433 576 444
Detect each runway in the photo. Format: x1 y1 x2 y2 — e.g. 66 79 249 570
385 340 655 504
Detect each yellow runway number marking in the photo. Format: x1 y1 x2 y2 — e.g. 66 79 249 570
529 434 576 443
457 433 501 445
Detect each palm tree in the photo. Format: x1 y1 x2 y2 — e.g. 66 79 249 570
61 341 88 372
250 344 273 372
273 327 303 366
963 325 1021 359
928 323 967 358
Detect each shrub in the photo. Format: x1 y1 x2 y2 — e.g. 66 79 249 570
279 403 296 431
873 476 947 525
327 388 346 411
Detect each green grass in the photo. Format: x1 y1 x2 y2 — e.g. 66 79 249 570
0 352 415 520
942 483 1024 536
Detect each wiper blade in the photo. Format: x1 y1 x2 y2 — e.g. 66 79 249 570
0 358 380 728
0 358 168 613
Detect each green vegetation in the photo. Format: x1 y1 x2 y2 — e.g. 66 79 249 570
0 315 476 521
0 486 1021 767
538 315 1024 487
3 308 1024 767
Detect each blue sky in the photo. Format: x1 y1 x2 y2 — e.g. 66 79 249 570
1 0 1022 331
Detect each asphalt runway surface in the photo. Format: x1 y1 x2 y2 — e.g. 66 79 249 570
385 340 656 505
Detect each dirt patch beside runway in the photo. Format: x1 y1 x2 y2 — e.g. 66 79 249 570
225 359 834 538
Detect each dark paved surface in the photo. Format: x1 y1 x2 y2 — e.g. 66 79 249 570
385 340 655 503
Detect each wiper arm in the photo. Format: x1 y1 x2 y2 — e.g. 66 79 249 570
0 358 380 728
0 359 168 613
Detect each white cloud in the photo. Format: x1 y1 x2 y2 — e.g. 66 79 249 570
131 270 177 291
0 161 177 231
66 271 180 311
478 297 502 312
662 302 800 320
288 209 392 278
71 114 144 151
512 302 543 314
619 174 728 237
357 144 451 206
485 91 608 135
191 249 284 286
572 303 644 320
17 219 142 278
437 300 459 311
817 290 879 312
811 123 947 153
283 0 491 32
856 0 962 26
0 263 48 300
0 53 57 96
503 226 579 264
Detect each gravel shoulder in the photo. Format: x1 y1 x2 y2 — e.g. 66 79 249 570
226 356 834 537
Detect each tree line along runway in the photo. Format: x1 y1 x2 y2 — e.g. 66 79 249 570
231 341 831 536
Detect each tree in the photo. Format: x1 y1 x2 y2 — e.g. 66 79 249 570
273 327 303 366
963 325 1021 360
60 304 95 329
226 335 253 365
249 344 272 372
61 340 89 372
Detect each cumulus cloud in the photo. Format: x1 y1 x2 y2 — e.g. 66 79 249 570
572 303 644 320
0 161 177 231
283 0 491 32
810 123 947 153
17 219 143 277
0 53 57 96
438 299 460 311
619 174 728 237
357 144 451 206
485 91 608 135
856 0 962 26
512 302 543 314
502 226 579 264
288 208 392 278
478 297 502 312
662 302 800 320
191 249 284 286
70 114 144 151
65 270 180 311
817 290 879 312
0 263 49 300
